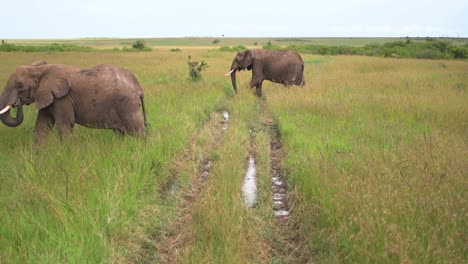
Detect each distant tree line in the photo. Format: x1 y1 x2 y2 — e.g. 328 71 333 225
263 39 468 60
0 42 95 52
0 40 152 52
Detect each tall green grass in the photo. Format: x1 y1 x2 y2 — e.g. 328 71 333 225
266 56 467 262
182 93 275 263
0 50 230 262
0 49 466 263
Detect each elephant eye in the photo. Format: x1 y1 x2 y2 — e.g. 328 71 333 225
16 82 23 89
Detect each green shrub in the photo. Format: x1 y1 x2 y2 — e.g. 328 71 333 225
263 40 282 50
287 39 468 60
187 55 209 81
170 48 182 52
130 40 152 51
219 45 247 52
0 43 94 52
448 45 467 59
132 40 146 50
212 39 220 44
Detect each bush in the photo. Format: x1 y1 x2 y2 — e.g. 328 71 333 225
170 48 182 52
263 40 281 50
212 39 220 44
187 55 209 81
132 40 145 49
132 40 152 51
448 45 467 59
0 43 94 52
287 39 468 60
219 45 247 52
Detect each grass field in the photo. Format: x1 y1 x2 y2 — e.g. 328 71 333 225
0 41 466 263
5 37 468 50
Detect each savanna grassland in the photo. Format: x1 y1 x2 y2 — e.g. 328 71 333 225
0 40 467 263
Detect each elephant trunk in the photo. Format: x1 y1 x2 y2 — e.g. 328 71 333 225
230 70 238 94
0 101 24 127
0 80 23 127
228 60 238 94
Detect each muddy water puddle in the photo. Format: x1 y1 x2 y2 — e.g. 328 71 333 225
221 111 230 131
163 111 230 199
242 153 257 208
269 122 290 219
242 129 258 208
199 111 230 179
271 175 289 218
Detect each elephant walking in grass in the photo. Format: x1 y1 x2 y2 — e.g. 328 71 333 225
225 49 305 96
0 61 147 145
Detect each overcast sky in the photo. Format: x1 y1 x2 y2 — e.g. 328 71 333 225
1 0 467 39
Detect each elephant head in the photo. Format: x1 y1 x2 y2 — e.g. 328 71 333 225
0 61 70 127
225 50 254 93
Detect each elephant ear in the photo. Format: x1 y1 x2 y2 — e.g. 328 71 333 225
243 50 253 69
34 74 71 109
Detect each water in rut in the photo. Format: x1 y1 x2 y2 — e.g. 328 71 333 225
242 153 257 208
269 119 290 219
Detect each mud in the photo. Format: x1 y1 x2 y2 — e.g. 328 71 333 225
242 128 258 208
221 111 230 131
141 110 230 263
266 117 290 220
200 159 212 178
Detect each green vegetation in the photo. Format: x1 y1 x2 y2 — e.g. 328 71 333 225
0 42 155 53
0 51 229 263
132 39 145 49
0 42 94 52
267 56 467 262
219 45 247 52
285 39 468 59
0 45 466 263
187 55 209 81
9 37 467 48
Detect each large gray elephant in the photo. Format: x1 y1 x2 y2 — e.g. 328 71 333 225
0 61 147 144
225 49 305 96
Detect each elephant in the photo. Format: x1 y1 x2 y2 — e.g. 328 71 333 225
0 61 148 144
225 49 305 96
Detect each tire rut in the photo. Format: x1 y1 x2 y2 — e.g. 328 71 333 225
242 129 258 208
138 110 230 263
260 101 312 263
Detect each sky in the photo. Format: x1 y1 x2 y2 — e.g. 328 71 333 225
1 0 467 39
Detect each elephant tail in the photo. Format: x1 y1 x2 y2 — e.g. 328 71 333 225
140 94 148 128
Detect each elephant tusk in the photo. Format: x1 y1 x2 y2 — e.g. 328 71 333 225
224 69 235 76
0 105 12 115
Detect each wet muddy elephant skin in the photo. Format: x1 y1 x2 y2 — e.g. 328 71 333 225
0 61 148 144
226 49 305 96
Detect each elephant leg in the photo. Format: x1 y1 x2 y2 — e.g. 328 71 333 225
51 99 75 139
118 108 145 136
34 109 55 145
127 112 145 136
113 128 125 136
249 77 262 89
255 83 263 97
249 78 263 97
